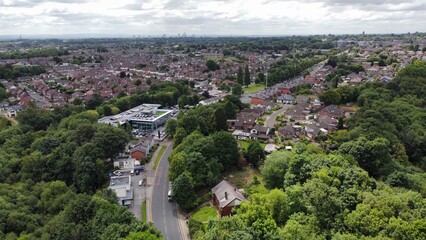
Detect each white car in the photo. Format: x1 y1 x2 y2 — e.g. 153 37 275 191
138 180 143 186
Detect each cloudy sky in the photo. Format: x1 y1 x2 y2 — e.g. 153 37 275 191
0 0 425 37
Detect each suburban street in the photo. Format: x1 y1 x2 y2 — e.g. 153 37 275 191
264 104 293 128
241 60 327 103
151 143 182 240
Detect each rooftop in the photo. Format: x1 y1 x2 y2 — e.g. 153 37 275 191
98 103 172 126
110 175 131 187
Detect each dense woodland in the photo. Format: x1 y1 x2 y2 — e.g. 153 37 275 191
0 105 163 239
0 80 205 239
183 60 426 239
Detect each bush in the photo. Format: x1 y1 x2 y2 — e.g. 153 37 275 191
188 219 205 237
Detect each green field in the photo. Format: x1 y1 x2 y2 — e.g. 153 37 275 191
141 201 147 221
244 84 265 94
192 206 218 223
153 146 167 171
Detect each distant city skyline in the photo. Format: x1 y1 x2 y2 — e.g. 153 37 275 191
0 0 425 37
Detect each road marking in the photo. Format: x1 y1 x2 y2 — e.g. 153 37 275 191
163 183 169 238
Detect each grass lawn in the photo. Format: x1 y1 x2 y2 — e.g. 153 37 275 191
238 140 266 150
192 206 217 223
224 165 263 189
141 201 147 221
153 146 166 171
244 84 265 94
155 110 167 116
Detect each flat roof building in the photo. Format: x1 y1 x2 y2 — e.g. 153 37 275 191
109 175 133 206
98 103 173 132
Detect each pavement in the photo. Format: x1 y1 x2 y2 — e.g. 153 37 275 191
146 140 190 240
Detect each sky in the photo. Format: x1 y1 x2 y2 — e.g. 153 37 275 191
0 0 425 37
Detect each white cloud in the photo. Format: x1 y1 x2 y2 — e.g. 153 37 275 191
0 0 424 36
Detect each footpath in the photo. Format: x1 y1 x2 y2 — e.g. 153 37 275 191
145 139 190 240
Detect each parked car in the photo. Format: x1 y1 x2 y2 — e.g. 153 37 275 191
138 180 143 186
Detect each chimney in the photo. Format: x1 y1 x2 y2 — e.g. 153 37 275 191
224 191 228 200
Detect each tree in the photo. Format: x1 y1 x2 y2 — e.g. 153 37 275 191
92 124 129 160
246 140 265 168
206 59 220 71
279 213 323 240
165 118 178 136
338 137 392 177
134 79 142 86
223 100 237 119
261 151 290 189
237 66 244 85
319 89 341 105
16 103 56 131
214 107 228 131
172 172 197 211
146 79 152 85
103 105 113 116
232 83 243 96
211 131 240 169
326 55 338 68
73 97 83 105
173 127 187 147
256 72 266 84
244 65 251 86
0 87 7 101
86 94 104 110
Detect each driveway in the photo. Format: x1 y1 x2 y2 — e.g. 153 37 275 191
128 171 146 220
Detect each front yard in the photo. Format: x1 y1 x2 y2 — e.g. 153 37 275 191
191 206 218 223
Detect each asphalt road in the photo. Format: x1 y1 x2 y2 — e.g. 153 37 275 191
241 60 327 102
264 104 293 128
152 144 181 240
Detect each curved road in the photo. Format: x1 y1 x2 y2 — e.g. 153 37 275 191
151 144 182 240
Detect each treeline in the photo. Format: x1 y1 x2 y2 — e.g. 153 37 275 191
85 81 198 115
267 55 325 85
189 61 426 239
0 64 46 80
165 96 245 211
0 47 69 60
0 104 162 239
193 146 425 239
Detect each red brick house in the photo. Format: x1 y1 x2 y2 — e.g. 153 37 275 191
129 136 155 160
212 180 247 217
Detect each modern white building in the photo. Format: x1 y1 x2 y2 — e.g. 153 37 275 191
98 104 173 132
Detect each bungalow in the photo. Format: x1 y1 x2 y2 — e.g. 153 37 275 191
212 180 247 217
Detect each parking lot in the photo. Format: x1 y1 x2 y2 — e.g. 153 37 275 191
128 169 147 220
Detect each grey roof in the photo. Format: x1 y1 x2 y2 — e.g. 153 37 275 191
277 94 295 101
212 180 247 208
